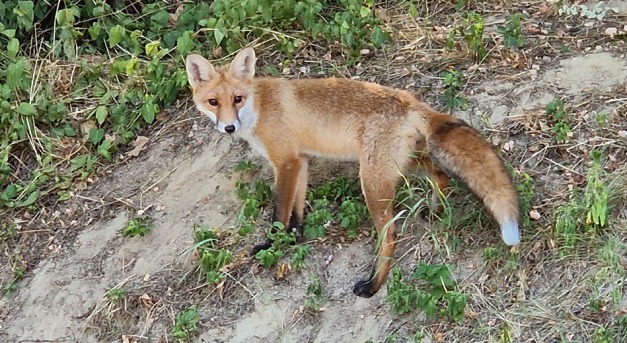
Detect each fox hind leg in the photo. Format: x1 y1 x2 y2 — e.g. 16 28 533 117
353 162 403 298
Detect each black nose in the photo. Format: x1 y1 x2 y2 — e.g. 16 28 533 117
224 125 235 133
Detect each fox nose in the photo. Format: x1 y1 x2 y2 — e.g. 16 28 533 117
224 125 236 134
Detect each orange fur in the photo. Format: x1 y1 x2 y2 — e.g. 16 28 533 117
186 48 521 298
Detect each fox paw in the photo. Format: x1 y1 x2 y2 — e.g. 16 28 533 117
250 239 273 256
353 278 377 298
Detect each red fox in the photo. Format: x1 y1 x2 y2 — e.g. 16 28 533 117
185 47 521 298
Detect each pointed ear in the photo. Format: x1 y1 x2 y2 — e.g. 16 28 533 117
229 47 256 80
185 54 216 90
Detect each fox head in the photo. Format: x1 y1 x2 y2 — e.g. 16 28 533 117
185 48 256 134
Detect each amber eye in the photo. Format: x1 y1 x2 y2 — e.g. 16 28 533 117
208 99 218 106
234 95 243 104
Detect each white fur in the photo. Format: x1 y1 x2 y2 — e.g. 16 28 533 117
500 219 520 246
233 95 268 158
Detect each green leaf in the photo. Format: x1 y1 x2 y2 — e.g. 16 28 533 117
213 29 225 45
176 31 194 56
141 102 156 124
371 26 387 47
89 128 105 144
108 25 125 47
1 184 19 200
359 6 371 18
1 29 16 38
95 106 108 124
97 140 113 161
17 190 39 207
7 38 20 58
16 102 37 116
145 41 160 58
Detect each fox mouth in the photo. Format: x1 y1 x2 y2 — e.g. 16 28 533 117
217 119 240 134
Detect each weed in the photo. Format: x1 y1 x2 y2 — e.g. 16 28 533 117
594 112 610 127
545 98 571 144
121 216 153 238
387 264 467 321
338 198 368 239
3 267 25 296
256 247 285 267
105 287 127 303
559 2 619 21
304 274 323 311
172 305 200 342
447 12 487 61
515 171 535 230
497 13 525 49
234 160 258 172
554 151 610 253
441 69 468 111
193 226 234 284
236 179 273 222
585 151 609 228
304 198 334 239
254 222 293 267
291 245 309 269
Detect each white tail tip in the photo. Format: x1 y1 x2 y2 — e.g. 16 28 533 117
501 220 520 246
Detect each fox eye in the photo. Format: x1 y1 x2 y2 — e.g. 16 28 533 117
208 99 218 106
234 95 243 104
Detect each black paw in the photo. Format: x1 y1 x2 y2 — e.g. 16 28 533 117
250 239 273 256
353 278 377 298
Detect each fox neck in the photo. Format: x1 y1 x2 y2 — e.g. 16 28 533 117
236 94 258 132
232 94 268 158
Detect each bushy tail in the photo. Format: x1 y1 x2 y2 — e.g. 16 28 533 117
426 113 521 246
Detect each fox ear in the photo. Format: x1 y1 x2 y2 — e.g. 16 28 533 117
229 47 256 80
185 54 216 89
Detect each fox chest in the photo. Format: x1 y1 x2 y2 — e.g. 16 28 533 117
236 129 268 159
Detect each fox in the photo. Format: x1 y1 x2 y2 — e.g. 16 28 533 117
185 47 521 298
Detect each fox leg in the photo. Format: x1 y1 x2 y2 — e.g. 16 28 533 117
251 156 303 255
353 163 402 298
292 155 310 238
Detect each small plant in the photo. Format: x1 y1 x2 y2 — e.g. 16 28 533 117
515 171 535 229
304 274 323 311
256 246 285 267
105 287 127 303
497 13 525 49
122 216 153 237
545 98 571 144
3 267 25 296
304 198 334 239
559 2 619 21
442 69 468 111
338 198 368 239
447 11 487 61
554 151 611 253
387 264 467 321
291 245 309 269
236 179 273 221
194 227 234 284
172 305 200 342
585 151 609 228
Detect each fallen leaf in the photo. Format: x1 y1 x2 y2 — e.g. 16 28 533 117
434 332 445 342
169 4 184 26
127 136 150 157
